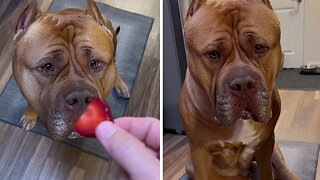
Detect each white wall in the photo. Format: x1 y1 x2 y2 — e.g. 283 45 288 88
304 0 320 64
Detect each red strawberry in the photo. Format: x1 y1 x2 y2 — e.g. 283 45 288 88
75 97 113 137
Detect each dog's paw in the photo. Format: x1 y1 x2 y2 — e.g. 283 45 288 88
114 78 130 99
20 111 38 131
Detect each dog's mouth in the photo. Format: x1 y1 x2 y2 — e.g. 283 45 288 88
68 131 82 138
47 117 84 140
42 86 99 140
43 109 83 140
47 115 75 140
213 109 259 128
214 109 259 127
214 93 272 128
239 109 256 121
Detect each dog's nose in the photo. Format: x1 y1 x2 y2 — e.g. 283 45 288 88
229 76 256 97
65 90 94 112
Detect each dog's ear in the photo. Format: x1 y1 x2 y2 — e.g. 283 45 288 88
14 0 39 44
86 0 105 26
86 0 113 37
186 0 204 20
115 26 120 36
260 0 273 10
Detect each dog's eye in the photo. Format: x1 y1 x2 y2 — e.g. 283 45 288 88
90 59 102 69
42 63 54 73
254 44 267 54
208 51 220 59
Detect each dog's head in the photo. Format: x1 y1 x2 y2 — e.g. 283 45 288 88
184 0 283 127
13 0 118 139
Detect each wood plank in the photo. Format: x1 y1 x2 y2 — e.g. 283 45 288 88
67 167 85 180
146 65 160 118
38 158 58 180
5 132 42 180
315 91 320 100
276 90 320 143
164 135 190 180
173 166 186 180
0 124 25 179
22 137 53 179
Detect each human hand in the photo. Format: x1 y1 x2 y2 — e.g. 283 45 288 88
95 117 160 180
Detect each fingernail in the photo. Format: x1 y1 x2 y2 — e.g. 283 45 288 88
96 121 117 140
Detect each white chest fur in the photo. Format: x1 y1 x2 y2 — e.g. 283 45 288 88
207 120 266 176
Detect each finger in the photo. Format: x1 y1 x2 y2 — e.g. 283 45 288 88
146 147 159 159
95 121 160 180
114 117 160 151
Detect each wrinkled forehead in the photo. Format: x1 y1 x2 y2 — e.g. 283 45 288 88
184 0 280 46
21 12 113 53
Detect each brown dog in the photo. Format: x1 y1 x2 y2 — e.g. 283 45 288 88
13 0 130 140
180 0 298 179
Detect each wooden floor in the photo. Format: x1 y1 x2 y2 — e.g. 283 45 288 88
276 90 320 144
164 90 320 180
0 0 159 179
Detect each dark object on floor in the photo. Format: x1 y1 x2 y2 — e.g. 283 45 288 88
300 65 320 75
276 69 320 90
0 0 153 160
179 141 319 180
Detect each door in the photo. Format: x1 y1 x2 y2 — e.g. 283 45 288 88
270 0 304 68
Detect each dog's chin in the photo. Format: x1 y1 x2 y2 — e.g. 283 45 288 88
43 112 82 141
49 130 82 141
214 109 272 128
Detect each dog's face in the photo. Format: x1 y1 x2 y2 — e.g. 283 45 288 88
184 0 283 127
13 1 116 139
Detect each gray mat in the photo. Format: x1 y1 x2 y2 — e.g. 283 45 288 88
179 141 319 180
278 141 319 180
0 0 153 160
276 69 320 90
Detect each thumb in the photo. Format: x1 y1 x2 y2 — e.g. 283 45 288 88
95 121 159 180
